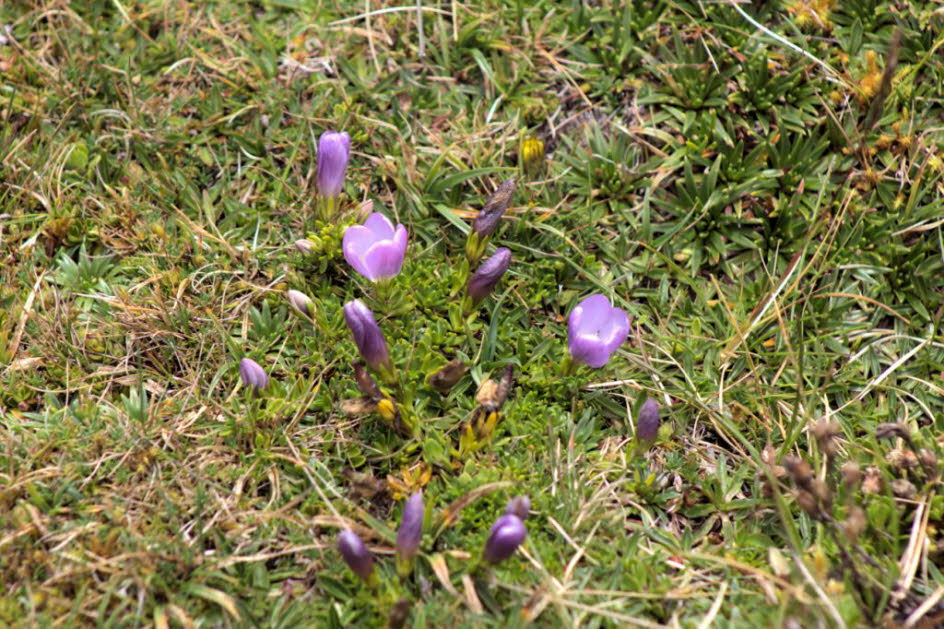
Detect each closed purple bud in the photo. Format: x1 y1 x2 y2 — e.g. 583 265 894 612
343 300 391 372
238 358 268 390
637 398 660 442
337 529 374 581
317 131 351 199
504 496 530 520
483 514 527 563
472 178 516 238
467 248 511 305
567 294 630 368
396 492 424 562
287 289 315 318
342 213 409 281
294 239 314 255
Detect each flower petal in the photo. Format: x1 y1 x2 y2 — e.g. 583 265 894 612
572 295 613 330
343 230 376 280
362 240 405 280
364 212 396 239
343 225 375 259
570 332 614 368
598 308 630 349
392 224 408 258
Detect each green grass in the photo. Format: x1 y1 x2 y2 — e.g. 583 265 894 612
2 0 944 626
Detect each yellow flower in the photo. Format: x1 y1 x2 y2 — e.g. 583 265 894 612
519 135 545 179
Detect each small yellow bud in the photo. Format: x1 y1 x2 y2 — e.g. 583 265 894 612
520 135 546 179
377 398 397 422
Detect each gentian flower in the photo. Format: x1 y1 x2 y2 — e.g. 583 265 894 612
467 247 511 306
483 514 527 563
343 300 392 375
396 492 424 575
317 131 351 199
337 529 374 582
287 289 315 319
238 358 268 391
342 213 408 281
637 398 660 442
567 295 630 368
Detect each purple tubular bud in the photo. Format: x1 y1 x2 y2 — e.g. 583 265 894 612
472 178 516 238
337 529 374 581
504 496 530 521
483 514 527 563
343 300 391 372
317 131 351 199
466 248 511 305
238 358 268 390
567 294 630 368
637 398 660 442
396 492 424 562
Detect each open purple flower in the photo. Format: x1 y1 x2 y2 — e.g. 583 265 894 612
317 131 351 199
483 514 527 563
343 299 392 374
567 295 630 368
343 213 408 281
238 358 268 390
337 529 374 581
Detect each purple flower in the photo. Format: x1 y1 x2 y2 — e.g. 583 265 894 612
337 529 374 581
343 300 391 372
637 398 660 442
483 514 527 563
396 492 424 563
317 131 351 199
504 496 530 521
343 213 408 282
238 358 268 390
467 247 511 306
567 295 630 368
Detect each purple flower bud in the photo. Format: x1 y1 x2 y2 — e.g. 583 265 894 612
238 358 268 390
294 239 314 255
567 294 630 368
504 496 530 520
337 529 374 581
637 398 660 442
343 300 391 372
467 248 511 305
396 492 424 563
287 289 315 318
483 514 527 563
472 178 516 238
317 131 351 199
343 213 408 282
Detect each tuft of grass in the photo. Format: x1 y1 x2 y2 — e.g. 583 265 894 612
2 0 944 626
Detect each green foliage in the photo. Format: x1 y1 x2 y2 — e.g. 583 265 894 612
2 0 944 626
